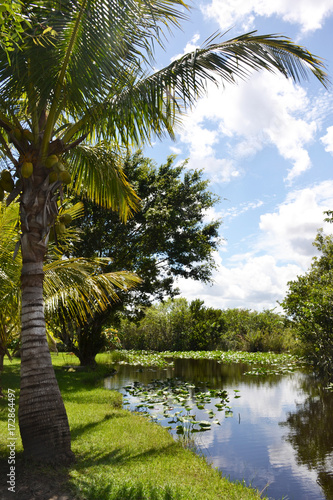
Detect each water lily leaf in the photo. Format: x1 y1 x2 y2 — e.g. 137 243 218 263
198 420 211 427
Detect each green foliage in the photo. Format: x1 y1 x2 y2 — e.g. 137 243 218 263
118 298 295 353
0 199 139 365
0 1 30 63
221 308 296 352
62 152 221 365
72 153 221 310
281 229 333 380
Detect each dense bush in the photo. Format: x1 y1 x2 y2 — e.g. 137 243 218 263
118 298 296 353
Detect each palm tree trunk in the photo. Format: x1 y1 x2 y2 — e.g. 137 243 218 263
18 170 73 462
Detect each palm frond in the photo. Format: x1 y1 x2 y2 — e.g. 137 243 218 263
59 31 329 148
43 256 141 323
65 143 140 218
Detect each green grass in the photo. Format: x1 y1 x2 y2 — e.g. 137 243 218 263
0 353 264 499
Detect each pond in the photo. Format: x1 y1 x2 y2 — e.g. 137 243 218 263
104 357 333 500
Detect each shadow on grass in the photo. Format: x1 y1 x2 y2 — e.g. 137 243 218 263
75 439 178 469
70 412 126 441
54 366 107 392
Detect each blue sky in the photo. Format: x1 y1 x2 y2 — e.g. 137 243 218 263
144 0 333 312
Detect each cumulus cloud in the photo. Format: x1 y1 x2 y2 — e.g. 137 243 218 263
257 180 333 266
187 156 240 183
202 0 333 34
320 126 333 153
177 181 333 310
177 71 317 183
177 253 300 311
171 33 201 61
169 146 182 155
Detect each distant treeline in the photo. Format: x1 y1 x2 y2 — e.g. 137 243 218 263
118 298 297 353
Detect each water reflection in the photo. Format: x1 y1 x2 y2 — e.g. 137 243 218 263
281 378 333 499
105 358 333 500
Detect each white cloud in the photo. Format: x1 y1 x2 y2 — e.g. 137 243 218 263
187 156 240 182
202 0 333 34
177 72 317 182
177 253 300 311
257 180 333 266
177 181 333 310
171 33 201 61
169 146 182 155
221 200 264 222
320 125 333 153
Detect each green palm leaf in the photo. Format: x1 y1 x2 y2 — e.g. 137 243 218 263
43 257 141 323
65 143 140 217
61 30 328 148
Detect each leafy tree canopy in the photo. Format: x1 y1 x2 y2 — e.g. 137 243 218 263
0 1 30 63
71 152 221 314
281 225 333 380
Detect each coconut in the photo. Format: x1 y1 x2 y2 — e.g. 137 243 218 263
56 223 66 235
59 170 71 185
21 161 33 178
12 128 22 141
0 186 4 202
48 227 55 242
49 171 59 183
0 177 14 192
23 129 34 142
45 155 58 169
60 213 72 225
53 162 65 173
1 170 12 182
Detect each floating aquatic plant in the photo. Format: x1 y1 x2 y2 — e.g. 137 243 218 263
117 350 305 376
123 377 234 436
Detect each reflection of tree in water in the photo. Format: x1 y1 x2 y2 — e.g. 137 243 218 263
281 380 333 499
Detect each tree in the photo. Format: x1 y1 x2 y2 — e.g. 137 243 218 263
63 152 221 365
281 229 333 379
73 152 221 309
0 0 328 462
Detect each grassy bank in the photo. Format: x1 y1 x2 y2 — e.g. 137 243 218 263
0 353 264 499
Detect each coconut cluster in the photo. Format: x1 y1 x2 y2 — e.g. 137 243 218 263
49 213 73 239
45 154 72 185
55 213 73 235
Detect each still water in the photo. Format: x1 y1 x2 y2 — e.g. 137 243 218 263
104 358 333 500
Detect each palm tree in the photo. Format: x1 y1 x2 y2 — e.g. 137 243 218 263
0 0 328 462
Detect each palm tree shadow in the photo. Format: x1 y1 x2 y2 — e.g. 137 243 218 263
70 412 125 440
76 441 177 469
